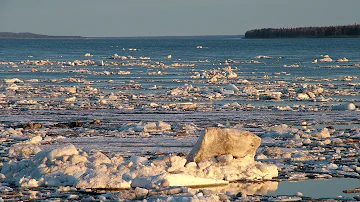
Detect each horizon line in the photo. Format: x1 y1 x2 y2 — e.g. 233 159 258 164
0 32 245 39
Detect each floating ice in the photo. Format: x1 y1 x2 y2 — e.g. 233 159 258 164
4 78 24 84
332 103 356 111
187 127 260 163
1 127 278 190
337 57 348 62
319 55 333 62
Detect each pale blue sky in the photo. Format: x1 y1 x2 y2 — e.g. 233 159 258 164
1 0 359 37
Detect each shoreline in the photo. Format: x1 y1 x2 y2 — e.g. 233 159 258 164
245 24 360 39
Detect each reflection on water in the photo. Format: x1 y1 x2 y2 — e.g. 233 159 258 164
196 178 359 199
195 181 278 195
268 178 360 199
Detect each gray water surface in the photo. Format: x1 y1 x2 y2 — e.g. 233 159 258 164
269 178 360 199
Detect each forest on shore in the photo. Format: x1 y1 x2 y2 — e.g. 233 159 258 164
245 24 360 38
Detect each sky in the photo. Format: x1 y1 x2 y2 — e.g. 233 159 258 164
0 0 359 37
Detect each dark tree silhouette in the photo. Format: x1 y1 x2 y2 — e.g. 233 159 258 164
245 24 360 38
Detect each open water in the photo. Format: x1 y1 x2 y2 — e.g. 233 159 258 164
1 37 360 79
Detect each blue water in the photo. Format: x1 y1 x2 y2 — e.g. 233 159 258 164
1 37 360 77
0 37 359 105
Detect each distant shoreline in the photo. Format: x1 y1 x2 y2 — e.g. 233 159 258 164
0 32 244 39
0 37 88 40
0 32 84 39
245 24 360 38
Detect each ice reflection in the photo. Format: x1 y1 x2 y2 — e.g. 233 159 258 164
196 181 278 195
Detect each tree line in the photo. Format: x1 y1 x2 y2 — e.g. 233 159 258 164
245 24 360 38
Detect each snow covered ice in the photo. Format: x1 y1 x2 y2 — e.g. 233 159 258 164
1 127 278 190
